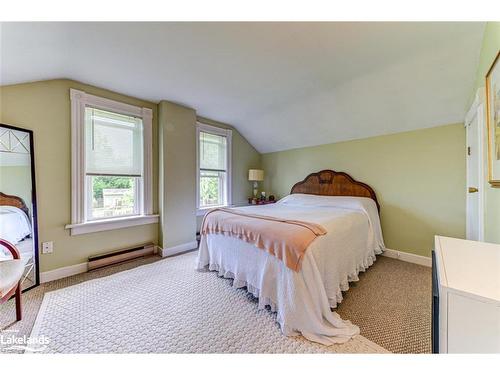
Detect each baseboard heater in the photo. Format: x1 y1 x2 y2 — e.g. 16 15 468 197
88 242 155 271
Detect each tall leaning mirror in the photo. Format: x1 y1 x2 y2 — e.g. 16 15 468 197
0 123 39 291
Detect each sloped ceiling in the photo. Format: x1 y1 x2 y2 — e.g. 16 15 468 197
0 22 484 153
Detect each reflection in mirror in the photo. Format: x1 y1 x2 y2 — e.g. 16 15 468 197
0 124 39 291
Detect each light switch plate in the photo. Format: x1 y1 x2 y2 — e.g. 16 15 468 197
42 241 53 254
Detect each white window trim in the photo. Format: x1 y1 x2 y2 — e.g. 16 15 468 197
66 88 157 235
196 122 232 216
65 214 160 235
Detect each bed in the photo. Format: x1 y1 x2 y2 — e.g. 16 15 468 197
196 170 385 345
0 192 33 261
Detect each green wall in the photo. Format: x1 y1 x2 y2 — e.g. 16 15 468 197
262 123 466 257
0 79 159 272
0 166 32 210
158 100 198 250
474 22 500 243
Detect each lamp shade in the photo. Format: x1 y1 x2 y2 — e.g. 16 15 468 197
248 169 264 181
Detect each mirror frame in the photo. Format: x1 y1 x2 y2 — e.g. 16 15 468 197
0 123 40 291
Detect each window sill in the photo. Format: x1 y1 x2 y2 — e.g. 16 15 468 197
65 214 159 236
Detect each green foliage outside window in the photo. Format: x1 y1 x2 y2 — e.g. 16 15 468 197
92 176 132 199
200 175 220 206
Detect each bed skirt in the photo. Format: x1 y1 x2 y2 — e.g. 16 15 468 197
196 234 371 346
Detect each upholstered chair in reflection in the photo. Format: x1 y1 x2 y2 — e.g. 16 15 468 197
0 239 26 321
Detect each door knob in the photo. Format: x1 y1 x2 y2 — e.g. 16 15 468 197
468 187 479 193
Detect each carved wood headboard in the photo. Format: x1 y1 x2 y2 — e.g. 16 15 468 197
0 192 30 217
290 170 380 212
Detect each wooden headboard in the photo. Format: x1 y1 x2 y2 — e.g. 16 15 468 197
0 192 30 217
290 170 380 211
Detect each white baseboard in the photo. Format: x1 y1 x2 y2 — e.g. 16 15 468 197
159 241 198 257
40 262 88 283
382 248 431 267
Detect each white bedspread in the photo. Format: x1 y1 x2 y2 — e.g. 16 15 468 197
196 194 385 345
0 205 31 246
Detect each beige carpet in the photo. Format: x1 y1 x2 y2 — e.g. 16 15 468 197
0 251 431 353
336 256 431 353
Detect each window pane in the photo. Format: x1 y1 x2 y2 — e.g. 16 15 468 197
88 176 138 219
200 170 226 208
199 131 226 171
85 107 143 176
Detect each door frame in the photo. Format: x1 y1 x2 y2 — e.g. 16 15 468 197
464 88 485 241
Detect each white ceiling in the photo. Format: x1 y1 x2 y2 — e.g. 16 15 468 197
0 22 485 153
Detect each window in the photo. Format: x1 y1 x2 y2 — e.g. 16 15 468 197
197 123 232 214
85 108 143 220
66 89 157 235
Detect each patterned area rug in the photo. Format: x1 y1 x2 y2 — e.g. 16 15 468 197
24 252 387 353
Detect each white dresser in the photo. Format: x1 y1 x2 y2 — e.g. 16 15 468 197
433 236 500 353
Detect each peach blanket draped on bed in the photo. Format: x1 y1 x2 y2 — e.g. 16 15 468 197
201 208 327 271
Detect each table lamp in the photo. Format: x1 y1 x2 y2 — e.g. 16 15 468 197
248 169 264 198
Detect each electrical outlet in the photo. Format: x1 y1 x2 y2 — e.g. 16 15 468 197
42 241 53 254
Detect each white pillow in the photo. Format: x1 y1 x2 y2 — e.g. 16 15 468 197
278 193 376 211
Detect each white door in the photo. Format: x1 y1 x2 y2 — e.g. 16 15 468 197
465 95 484 241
